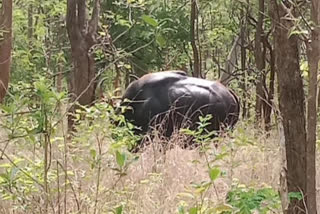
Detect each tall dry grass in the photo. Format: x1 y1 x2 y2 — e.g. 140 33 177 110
0 117 319 213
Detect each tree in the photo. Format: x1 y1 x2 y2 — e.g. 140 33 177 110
66 0 101 129
190 0 201 77
305 0 320 212
254 0 274 131
0 0 12 102
254 0 266 124
270 0 317 212
239 6 248 118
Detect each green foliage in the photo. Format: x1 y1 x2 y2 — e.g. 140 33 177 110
181 114 217 148
209 167 221 181
224 182 281 214
2 77 65 139
0 78 66 210
12 0 69 84
177 115 229 213
0 78 141 212
288 192 303 201
114 205 124 214
141 15 159 27
176 118 282 214
100 0 240 76
72 102 140 176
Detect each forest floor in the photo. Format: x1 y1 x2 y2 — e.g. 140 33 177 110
0 120 319 213
103 121 320 213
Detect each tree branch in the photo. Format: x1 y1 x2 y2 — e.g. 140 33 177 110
77 0 87 32
88 0 100 36
66 0 80 41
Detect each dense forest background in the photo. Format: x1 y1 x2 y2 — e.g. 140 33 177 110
0 0 319 213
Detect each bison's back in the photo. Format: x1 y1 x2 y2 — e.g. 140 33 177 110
121 71 239 136
167 77 239 131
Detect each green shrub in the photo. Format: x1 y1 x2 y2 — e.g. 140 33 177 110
224 181 281 214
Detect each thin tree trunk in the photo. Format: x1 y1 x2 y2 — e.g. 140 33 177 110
262 32 275 132
44 117 49 213
240 9 247 118
66 0 100 130
197 9 202 77
254 0 266 125
264 39 275 132
0 0 12 103
114 62 121 96
221 36 240 85
318 87 320 110
28 4 33 45
305 0 320 212
190 0 200 77
271 1 307 212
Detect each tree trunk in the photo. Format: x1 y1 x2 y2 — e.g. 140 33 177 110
305 0 320 212
0 0 12 103
254 0 266 125
264 38 275 132
28 4 33 41
240 8 247 118
114 62 121 96
190 0 200 78
271 1 307 212
66 0 100 130
221 36 240 85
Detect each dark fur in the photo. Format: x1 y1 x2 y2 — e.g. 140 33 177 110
121 71 240 148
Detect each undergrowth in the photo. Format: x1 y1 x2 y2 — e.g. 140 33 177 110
0 79 290 213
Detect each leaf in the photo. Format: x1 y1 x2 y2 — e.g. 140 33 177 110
214 152 228 161
140 179 150 184
209 167 221 181
214 203 233 212
141 15 158 27
0 175 5 184
178 205 186 214
115 205 123 214
177 192 195 199
181 128 196 136
188 207 198 214
195 186 207 194
289 29 308 37
9 167 19 181
117 19 131 27
288 192 303 201
156 33 166 47
116 151 126 168
90 149 96 159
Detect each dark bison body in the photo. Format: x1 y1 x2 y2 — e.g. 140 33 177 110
121 70 240 141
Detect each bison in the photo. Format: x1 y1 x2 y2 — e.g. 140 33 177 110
121 70 240 149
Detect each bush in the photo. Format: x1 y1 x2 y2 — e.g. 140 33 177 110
224 180 281 214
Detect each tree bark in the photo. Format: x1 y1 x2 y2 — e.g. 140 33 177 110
240 8 247 118
114 62 121 96
254 0 266 125
221 36 240 85
190 0 201 78
0 0 12 103
305 0 320 212
271 1 307 212
28 4 33 42
264 38 275 132
66 0 100 130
